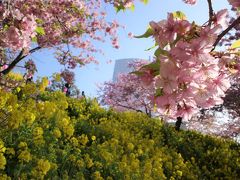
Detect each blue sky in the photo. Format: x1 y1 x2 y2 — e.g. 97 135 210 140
32 0 230 97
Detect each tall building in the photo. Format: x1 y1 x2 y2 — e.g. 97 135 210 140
112 58 140 82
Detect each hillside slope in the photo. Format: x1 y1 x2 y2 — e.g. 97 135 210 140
0 84 239 179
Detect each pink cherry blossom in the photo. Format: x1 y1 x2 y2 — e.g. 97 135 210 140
137 10 233 121
63 87 68 93
1 65 8 71
214 9 229 29
182 0 197 5
228 0 240 8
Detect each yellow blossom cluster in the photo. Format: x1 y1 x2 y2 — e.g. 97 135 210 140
0 83 239 179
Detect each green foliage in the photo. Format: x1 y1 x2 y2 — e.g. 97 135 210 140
135 27 154 38
35 26 45 36
154 47 169 57
115 0 148 12
132 58 161 77
0 84 239 179
172 11 187 20
143 0 149 5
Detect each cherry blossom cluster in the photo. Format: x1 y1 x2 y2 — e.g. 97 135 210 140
184 0 240 9
104 0 197 9
137 11 234 121
60 69 75 85
104 0 135 9
228 0 240 9
0 0 121 74
182 0 196 5
105 0 240 11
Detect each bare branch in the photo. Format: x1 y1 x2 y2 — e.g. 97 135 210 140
1 46 41 75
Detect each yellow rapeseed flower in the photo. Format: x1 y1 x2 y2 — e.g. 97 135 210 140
53 128 61 139
70 137 79 147
33 127 43 137
92 171 104 180
18 150 32 162
0 153 6 170
18 142 28 149
37 159 51 175
39 77 49 92
5 148 15 158
0 140 6 153
78 134 88 146
76 159 85 169
25 112 36 125
91 136 96 141
127 143 134 151
54 73 61 82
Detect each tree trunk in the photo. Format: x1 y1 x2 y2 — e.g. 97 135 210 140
175 117 182 131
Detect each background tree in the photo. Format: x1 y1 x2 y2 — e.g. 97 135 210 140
98 60 154 117
47 69 81 98
0 0 120 78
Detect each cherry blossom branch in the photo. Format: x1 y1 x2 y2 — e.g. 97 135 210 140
212 16 240 50
207 0 214 25
1 46 41 75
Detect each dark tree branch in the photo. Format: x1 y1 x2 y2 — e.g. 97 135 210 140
212 16 240 51
1 50 24 75
207 0 214 25
1 46 41 75
144 104 152 117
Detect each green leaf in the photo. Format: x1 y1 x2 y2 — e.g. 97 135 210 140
231 39 240 49
154 48 168 57
155 88 163 97
115 4 125 13
135 27 153 38
142 61 160 71
130 4 135 11
3 24 9 31
141 59 161 76
130 70 145 76
35 18 43 24
32 36 38 43
145 44 157 51
172 11 187 20
131 59 160 77
143 0 149 5
35 27 45 35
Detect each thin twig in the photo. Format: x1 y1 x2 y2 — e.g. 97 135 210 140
207 0 214 25
212 16 240 51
